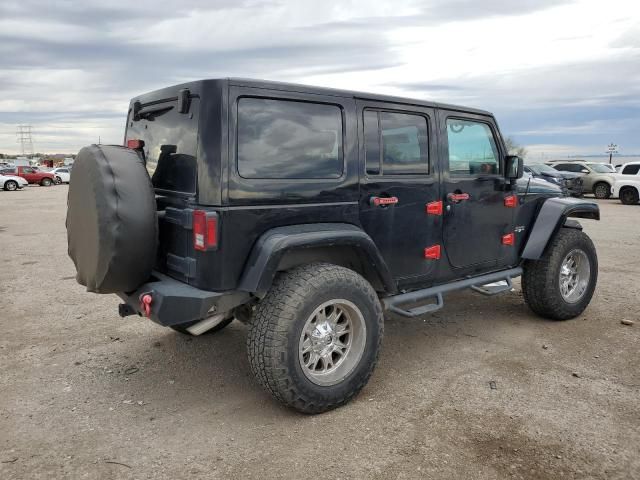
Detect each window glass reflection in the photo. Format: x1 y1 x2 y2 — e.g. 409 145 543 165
238 98 343 179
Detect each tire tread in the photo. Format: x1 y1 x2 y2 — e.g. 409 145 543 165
522 228 597 320
247 263 383 414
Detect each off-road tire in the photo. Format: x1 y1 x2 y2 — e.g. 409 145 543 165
247 263 383 414
522 228 597 320
593 182 611 199
40 177 52 187
170 316 234 335
619 186 639 205
4 180 18 191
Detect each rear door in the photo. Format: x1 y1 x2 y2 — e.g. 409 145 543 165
125 91 200 284
438 110 515 272
357 100 441 288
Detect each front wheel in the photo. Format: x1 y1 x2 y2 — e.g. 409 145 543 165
593 182 611 199
522 228 598 320
54 176 62 185
4 180 18 191
247 263 383 414
40 178 52 187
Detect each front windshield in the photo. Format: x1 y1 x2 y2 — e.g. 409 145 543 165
587 163 613 173
529 164 558 174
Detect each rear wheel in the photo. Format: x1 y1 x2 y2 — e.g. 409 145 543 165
593 182 611 199
4 180 18 191
40 177 52 187
247 263 383 414
522 228 598 320
620 187 639 205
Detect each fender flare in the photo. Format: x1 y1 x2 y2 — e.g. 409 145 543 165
237 223 396 297
521 197 599 260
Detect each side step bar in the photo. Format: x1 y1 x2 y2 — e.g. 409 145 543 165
383 267 523 318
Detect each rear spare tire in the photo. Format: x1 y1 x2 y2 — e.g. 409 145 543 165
66 144 157 293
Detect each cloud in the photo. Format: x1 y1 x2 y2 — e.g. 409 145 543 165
0 0 638 154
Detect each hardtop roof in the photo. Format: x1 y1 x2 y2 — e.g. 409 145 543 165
225 77 492 116
133 78 492 117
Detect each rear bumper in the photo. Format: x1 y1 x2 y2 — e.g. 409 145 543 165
117 271 249 326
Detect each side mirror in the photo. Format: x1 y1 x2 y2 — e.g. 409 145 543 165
505 155 523 180
581 168 589 174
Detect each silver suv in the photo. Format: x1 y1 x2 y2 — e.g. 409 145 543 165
546 160 616 199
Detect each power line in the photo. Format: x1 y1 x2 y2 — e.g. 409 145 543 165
16 125 34 157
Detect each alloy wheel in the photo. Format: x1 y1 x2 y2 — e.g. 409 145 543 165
298 299 367 386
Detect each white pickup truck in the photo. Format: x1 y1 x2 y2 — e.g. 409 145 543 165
611 162 640 204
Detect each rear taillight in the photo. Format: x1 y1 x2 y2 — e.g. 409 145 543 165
193 210 218 251
126 139 145 150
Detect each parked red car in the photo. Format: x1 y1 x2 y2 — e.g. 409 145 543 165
1 166 56 186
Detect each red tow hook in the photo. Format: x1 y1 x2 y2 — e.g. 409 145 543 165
140 293 153 317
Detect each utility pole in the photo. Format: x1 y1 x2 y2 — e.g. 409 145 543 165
17 125 35 157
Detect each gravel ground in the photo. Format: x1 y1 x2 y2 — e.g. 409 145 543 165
1 185 639 480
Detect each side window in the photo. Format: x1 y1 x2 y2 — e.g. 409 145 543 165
364 109 429 176
446 119 499 175
237 97 343 179
556 163 582 173
622 164 640 175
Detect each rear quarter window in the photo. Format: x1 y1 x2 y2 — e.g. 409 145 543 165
237 97 344 179
622 164 640 175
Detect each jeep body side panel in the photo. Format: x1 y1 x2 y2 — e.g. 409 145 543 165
203 84 363 292
520 197 599 260
238 223 395 297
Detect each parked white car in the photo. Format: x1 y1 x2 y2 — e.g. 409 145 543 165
611 162 640 205
51 167 71 184
1 174 29 191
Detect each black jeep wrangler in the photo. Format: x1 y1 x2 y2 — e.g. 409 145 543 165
67 78 599 414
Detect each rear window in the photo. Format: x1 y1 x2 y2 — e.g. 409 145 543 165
126 98 199 194
237 97 343 179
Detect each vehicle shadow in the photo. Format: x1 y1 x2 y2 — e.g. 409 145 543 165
104 287 544 418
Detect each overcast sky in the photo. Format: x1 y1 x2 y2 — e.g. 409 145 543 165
1 0 638 159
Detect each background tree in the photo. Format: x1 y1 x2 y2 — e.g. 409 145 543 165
504 137 527 158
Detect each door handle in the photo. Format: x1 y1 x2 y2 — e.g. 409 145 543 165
370 196 399 207
447 192 470 203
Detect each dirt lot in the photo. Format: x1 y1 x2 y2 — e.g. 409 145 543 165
1 185 639 480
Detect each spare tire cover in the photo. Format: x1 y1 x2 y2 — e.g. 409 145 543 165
67 145 158 293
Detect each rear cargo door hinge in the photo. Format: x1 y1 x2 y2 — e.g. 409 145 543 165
164 207 194 229
166 254 197 278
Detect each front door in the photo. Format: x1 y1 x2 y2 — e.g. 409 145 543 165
439 111 515 271
357 101 442 288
